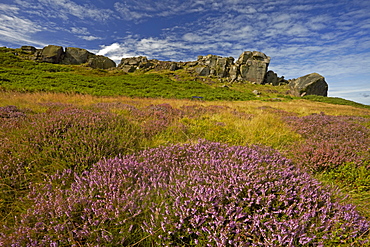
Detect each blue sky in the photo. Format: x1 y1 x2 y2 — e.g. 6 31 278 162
1 0 370 105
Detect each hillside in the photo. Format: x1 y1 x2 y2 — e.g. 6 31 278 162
0 46 370 245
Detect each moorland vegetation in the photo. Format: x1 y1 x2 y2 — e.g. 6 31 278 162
0 47 370 246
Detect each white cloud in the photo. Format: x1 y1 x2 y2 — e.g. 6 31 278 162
71 27 90 35
182 33 203 42
14 0 113 21
0 3 46 46
79 35 102 41
113 0 258 21
0 3 19 12
70 27 102 41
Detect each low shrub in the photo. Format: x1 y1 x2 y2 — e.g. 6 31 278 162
0 105 143 221
2 141 368 246
283 112 370 207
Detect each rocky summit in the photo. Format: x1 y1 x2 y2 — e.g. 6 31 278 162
20 45 116 69
117 51 328 97
17 45 328 97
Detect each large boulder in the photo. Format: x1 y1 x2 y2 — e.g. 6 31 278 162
87 56 116 69
289 73 328 97
264 70 279 85
193 51 270 83
236 51 270 84
196 55 234 78
21 46 36 54
40 45 64 63
62 47 94 65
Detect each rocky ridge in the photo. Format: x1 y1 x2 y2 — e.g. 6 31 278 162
20 45 116 69
17 45 328 97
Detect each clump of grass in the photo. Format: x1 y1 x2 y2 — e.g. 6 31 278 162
1 141 368 246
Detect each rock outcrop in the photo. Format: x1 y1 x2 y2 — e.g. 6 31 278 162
14 45 328 97
87 55 116 69
37 45 64 64
117 51 280 85
117 56 185 72
62 47 95 65
264 70 288 86
193 51 271 84
288 73 328 97
118 56 153 72
21 45 116 69
236 51 270 84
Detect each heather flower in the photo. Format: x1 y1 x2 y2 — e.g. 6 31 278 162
284 112 370 172
2 141 368 246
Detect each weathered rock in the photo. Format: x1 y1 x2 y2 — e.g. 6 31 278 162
264 70 279 85
195 55 234 78
120 65 137 73
120 56 148 66
229 65 239 82
41 45 64 63
236 51 270 84
62 47 94 65
186 61 198 67
87 55 116 69
252 90 261 95
169 62 179 71
195 66 210 76
21 46 36 53
118 56 154 70
193 51 270 83
289 73 328 97
236 51 253 64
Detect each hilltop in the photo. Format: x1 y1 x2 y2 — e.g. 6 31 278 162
1 45 331 99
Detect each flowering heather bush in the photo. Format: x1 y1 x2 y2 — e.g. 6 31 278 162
1 106 141 174
0 105 27 119
0 106 142 220
284 113 370 173
2 141 368 246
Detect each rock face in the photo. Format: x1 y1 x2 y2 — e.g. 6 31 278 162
117 56 184 72
236 51 270 84
117 51 272 84
194 51 270 84
118 56 153 72
21 46 36 53
39 45 64 64
22 45 116 69
264 70 288 86
87 55 116 69
62 47 95 65
13 45 329 97
289 73 328 97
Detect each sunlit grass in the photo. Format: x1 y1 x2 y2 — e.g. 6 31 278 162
2 91 369 116
1 91 370 244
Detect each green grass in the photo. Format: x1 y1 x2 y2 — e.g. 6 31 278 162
0 49 259 100
303 95 370 109
2 47 370 109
